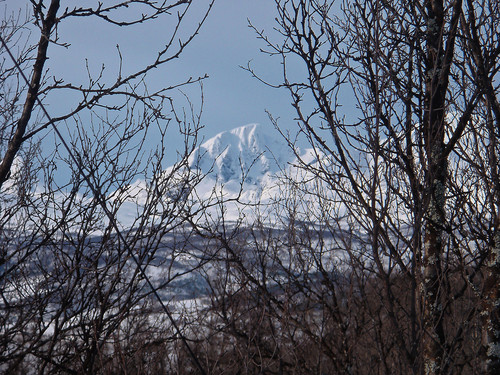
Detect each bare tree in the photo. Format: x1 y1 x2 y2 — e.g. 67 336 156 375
235 0 500 374
0 1 215 373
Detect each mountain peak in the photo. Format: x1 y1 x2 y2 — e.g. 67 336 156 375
198 123 266 156
189 123 288 184
117 124 305 225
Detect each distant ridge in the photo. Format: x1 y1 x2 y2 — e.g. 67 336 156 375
117 123 319 226
188 123 290 184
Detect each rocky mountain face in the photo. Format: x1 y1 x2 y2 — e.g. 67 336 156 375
114 123 299 226
187 123 293 197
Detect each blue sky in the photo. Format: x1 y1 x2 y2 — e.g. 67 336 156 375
33 0 297 162
180 0 295 132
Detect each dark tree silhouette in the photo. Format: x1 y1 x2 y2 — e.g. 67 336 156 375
237 0 500 373
0 1 214 373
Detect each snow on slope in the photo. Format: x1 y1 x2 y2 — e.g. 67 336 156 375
187 123 291 197
115 123 299 226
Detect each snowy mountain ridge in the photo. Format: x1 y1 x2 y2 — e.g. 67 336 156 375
114 123 305 227
180 123 300 206
188 123 291 185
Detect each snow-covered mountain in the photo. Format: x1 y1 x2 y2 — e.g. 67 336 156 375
115 123 303 227
186 123 293 200
189 123 289 181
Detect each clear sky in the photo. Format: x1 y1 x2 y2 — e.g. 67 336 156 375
27 0 297 164
178 0 295 133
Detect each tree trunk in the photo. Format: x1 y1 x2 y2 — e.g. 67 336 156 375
481 216 500 374
422 1 450 373
0 0 60 189
481 99 500 374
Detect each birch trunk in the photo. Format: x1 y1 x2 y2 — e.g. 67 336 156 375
422 1 449 373
482 219 500 374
